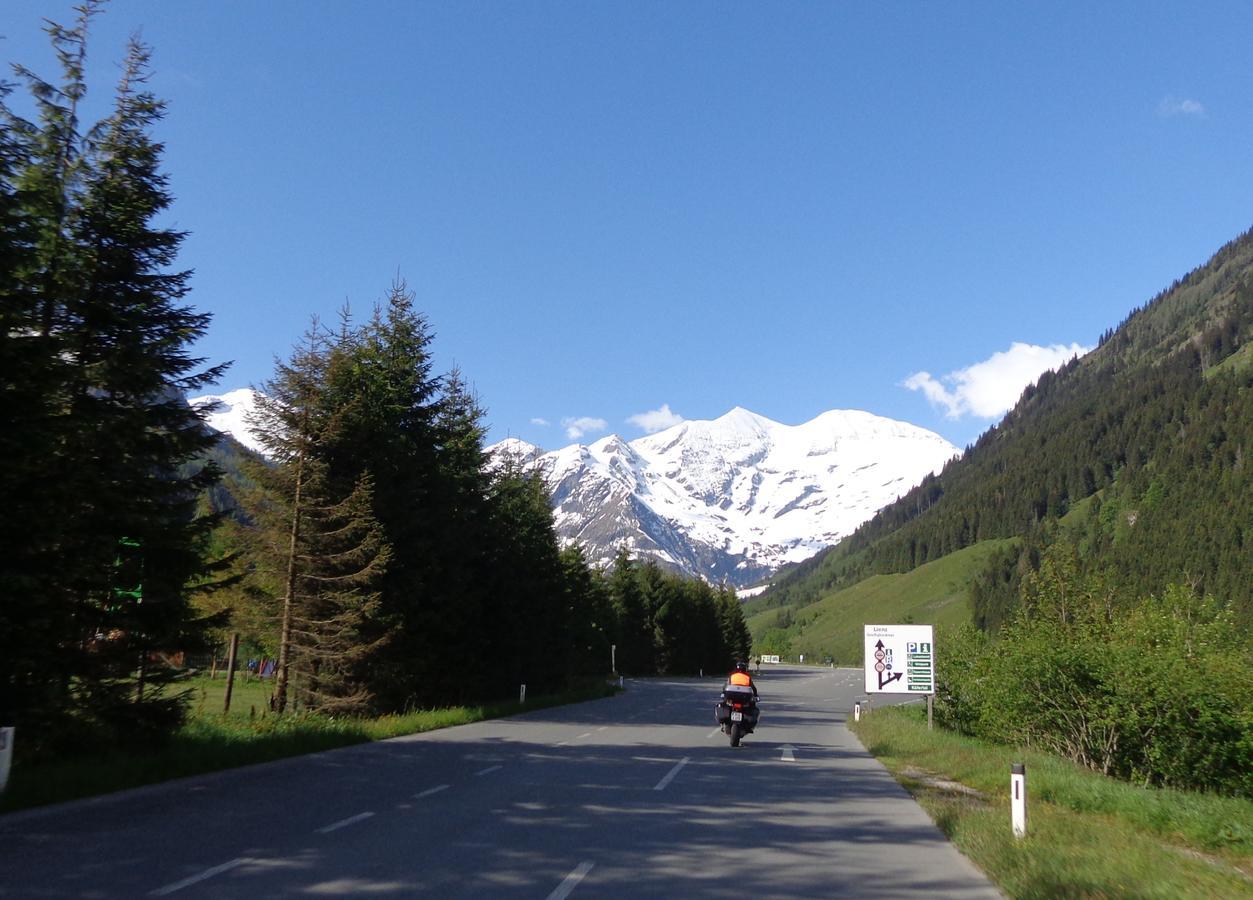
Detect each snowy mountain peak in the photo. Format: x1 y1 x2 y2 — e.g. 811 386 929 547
489 406 960 586
190 387 266 454
714 406 778 432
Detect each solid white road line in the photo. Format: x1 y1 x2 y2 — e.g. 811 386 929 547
415 784 450 798
317 811 375 834
150 857 248 896
475 765 503 776
653 757 691 791
547 861 595 900
705 728 722 739
596 726 608 731
576 732 593 740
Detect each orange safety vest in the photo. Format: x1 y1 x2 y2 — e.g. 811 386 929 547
729 671 752 687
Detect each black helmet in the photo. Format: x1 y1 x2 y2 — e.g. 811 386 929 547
735 661 748 672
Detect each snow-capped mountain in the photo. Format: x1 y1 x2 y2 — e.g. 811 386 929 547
490 407 960 587
195 390 960 587
189 388 266 454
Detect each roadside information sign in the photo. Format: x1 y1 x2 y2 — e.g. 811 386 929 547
864 624 935 694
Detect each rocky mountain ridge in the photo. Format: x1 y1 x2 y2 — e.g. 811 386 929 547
491 407 959 586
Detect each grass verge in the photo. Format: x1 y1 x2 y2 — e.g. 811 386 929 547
852 705 1253 899
0 679 618 816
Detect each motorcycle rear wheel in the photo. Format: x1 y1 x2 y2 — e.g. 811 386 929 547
730 723 743 747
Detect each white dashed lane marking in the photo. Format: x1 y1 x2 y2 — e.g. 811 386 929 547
653 757 690 791
317 811 374 834
547 861 595 900
150 858 248 896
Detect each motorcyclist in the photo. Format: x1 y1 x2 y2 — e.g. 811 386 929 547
725 660 758 697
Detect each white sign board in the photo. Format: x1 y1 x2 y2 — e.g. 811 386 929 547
864 624 935 694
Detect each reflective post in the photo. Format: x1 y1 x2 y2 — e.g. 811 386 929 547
1011 763 1028 838
0 727 13 794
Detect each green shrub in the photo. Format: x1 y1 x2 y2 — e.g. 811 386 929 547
935 574 1253 795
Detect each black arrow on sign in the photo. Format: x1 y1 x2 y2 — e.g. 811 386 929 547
875 640 903 690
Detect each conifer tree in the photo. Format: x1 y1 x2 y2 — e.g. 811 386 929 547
715 586 753 666
245 323 389 714
315 282 446 709
607 550 654 675
1 8 226 746
481 467 570 695
559 545 616 679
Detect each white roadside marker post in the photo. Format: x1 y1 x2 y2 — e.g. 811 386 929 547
519 684 526 704
1011 763 1028 838
0 727 13 794
853 701 861 722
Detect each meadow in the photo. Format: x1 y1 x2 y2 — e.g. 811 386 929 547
852 705 1253 898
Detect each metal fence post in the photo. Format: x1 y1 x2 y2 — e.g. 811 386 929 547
223 633 240 714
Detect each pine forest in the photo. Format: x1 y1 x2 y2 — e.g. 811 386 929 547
0 7 751 761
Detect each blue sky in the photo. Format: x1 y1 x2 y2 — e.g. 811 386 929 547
7 2 1252 450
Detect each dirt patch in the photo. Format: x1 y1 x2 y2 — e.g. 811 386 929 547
1165 844 1253 883
900 766 988 802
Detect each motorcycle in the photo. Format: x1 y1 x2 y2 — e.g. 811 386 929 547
715 686 760 748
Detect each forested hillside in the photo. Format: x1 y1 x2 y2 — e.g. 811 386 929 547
748 228 1253 795
753 227 1253 628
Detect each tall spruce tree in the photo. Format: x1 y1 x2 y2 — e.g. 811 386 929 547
1 8 226 747
424 367 493 701
607 550 654 676
559 545 616 680
481 467 570 696
245 323 389 714
315 283 446 709
715 586 753 666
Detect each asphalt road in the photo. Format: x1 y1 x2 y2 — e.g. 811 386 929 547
0 666 1000 898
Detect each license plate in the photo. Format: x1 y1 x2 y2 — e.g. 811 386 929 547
731 712 743 722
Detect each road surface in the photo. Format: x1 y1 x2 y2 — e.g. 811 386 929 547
0 666 1000 898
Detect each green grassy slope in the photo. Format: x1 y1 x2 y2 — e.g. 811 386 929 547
748 539 1016 664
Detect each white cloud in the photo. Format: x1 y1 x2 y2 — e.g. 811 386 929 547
562 416 608 440
904 341 1091 420
1158 96 1205 118
530 417 550 427
627 403 685 434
